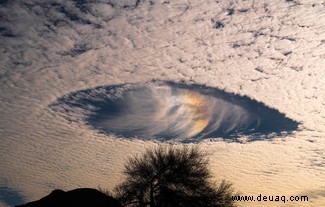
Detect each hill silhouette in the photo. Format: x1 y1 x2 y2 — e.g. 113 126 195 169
15 188 121 207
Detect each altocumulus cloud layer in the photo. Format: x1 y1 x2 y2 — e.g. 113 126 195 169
51 81 299 142
0 0 325 206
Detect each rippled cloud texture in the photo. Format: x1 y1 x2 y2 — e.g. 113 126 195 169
0 0 324 206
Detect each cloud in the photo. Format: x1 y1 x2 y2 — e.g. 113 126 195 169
304 189 325 199
0 0 324 206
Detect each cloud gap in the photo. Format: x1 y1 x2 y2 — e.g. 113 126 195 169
0 187 26 206
50 81 300 142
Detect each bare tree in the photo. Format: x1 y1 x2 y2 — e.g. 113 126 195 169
115 146 238 207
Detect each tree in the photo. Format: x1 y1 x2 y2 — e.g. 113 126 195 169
115 146 238 207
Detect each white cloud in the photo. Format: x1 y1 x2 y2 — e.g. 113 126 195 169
0 0 324 206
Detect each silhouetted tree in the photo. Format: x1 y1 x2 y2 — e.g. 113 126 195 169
115 146 238 207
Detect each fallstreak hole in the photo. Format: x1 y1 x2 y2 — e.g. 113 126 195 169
50 81 300 142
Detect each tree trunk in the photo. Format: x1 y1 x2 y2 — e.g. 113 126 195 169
149 182 155 207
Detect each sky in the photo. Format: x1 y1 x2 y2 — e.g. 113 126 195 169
0 0 324 206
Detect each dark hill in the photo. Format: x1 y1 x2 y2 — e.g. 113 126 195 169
16 188 121 207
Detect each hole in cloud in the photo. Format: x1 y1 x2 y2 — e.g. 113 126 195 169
227 8 235 16
50 81 300 142
0 187 26 206
212 21 224 29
